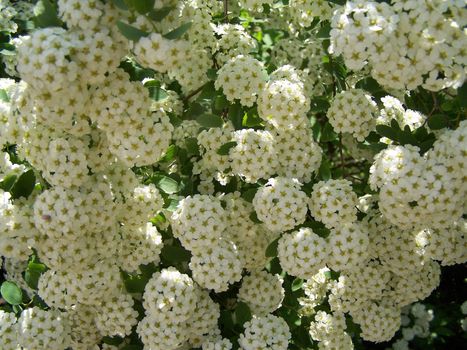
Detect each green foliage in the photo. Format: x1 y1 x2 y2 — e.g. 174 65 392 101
1 281 23 305
33 0 62 28
196 113 224 128
234 301 252 326
217 141 237 155
163 22 193 40
117 21 150 41
0 89 9 102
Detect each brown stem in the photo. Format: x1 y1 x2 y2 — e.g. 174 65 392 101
183 83 207 103
224 0 228 22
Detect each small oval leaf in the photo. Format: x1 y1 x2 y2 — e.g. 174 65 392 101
117 21 150 41
196 113 224 128
217 141 237 155
163 22 192 40
1 281 23 305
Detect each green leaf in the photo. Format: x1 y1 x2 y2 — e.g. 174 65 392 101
10 170 35 199
318 160 331 181
207 68 218 81
33 0 62 28
229 103 244 130
457 81 467 108
120 345 144 350
376 124 398 141
185 137 200 156
249 211 261 224
0 174 18 192
117 21 150 41
217 141 237 155
121 272 149 293
196 113 224 128
212 94 228 112
24 261 47 290
148 85 169 101
111 0 128 10
309 97 330 113
0 89 9 102
131 0 155 14
316 22 331 38
265 237 280 257
355 77 385 96
159 144 178 163
320 123 337 142
241 188 258 202
161 244 191 264
427 114 448 130
156 176 179 194
1 281 23 305
163 22 192 40
291 278 303 292
235 301 252 326
164 195 182 211
102 336 125 346
12 304 23 314
147 6 174 21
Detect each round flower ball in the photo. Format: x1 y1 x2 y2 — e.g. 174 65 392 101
142 267 198 323
327 223 370 271
309 179 358 229
239 314 291 350
253 177 308 233
278 227 327 279
237 270 284 316
215 55 267 107
257 78 310 129
327 89 377 141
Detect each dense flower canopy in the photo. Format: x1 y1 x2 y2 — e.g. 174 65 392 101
0 1 466 350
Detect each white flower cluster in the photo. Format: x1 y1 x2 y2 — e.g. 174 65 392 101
370 121 466 230
390 303 434 350
327 89 377 141
213 24 256 65
377 96 426 133
239 314 291 350
309 179 358 229
238 270 284 316
134 33 187 73
196 122 235 180
352 301 402 343
299 268 331 314
0 0 17 33
272 127 322 183
253 177 308 232
238 0 273 12
278 227 327 279
1 1 466 349
215 55 267 107
90 69 174 167
230 129 278 183
330 0 467 91
289 0 336 26
224 193 277 270
17 307 71 350
257 76 310 129
309 311 354 350
138 269 224 349
172 195 242 291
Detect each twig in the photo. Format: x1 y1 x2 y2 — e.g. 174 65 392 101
338 134 345 177
428 92 438 117
183 83 207 103
224 0 228 22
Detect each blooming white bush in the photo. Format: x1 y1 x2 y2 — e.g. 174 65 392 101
0 1 465 349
